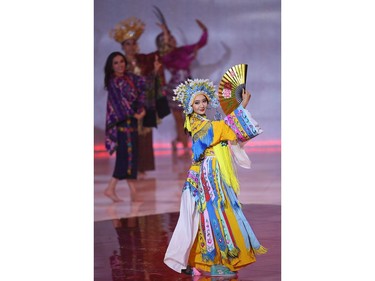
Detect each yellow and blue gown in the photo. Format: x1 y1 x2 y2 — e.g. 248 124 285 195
164 105 267 273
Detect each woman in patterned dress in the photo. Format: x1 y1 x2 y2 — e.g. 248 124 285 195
164 79 267 277
103 51 146 202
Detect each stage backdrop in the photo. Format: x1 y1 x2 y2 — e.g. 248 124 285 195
94 0 280 147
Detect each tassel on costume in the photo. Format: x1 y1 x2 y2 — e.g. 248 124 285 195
184 114 191 133
254 245 268 255
228 247 240 258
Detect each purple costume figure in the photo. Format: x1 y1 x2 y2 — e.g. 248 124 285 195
155 13 208 153
103 51 146 203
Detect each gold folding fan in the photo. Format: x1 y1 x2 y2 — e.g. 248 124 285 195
218 64 248 115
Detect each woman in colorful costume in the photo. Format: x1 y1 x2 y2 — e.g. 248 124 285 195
164 79 267 277
103 51 146 202
110 17 168 177
154 7 208 153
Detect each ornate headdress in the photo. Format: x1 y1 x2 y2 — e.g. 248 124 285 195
173 79 219 115
110 17 145 44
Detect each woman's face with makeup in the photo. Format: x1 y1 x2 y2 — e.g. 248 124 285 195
192 94 208 115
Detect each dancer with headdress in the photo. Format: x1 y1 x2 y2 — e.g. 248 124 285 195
164 78 267 277
153 6 208 154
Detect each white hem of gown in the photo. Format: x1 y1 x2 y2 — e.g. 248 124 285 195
164 189 199 273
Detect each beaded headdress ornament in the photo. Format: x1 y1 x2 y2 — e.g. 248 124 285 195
110 17 145 44
173 79 219 115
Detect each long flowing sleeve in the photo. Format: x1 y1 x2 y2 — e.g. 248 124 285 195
182 28 208 53
190 105 262 162
223 105 263 142
161 29 208 71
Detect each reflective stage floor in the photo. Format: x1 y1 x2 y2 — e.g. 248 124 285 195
94 143 281 281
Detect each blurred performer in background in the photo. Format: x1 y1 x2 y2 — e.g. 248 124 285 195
154 7 208 154
103 52 146 202
110 17 170 178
